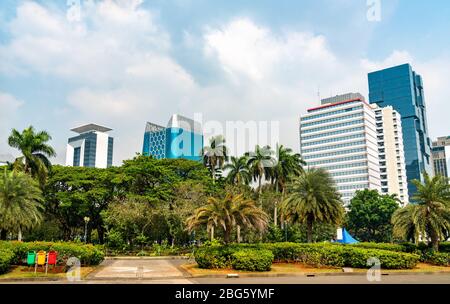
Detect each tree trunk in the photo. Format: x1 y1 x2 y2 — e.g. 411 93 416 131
210 226 214 241
237 225 241 243
430 231 440 252
97 226 105 244
306 217 313 243
224 227 231 244
17 227 22 242
274 201 278 227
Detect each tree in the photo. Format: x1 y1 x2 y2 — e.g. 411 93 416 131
346 189 399 242
392 173 450 251
269 144 305 226
202 135 228 183
186 193 269 243
44 165 118 243
246 145 275 197
0 170 44 241
8 126 56 186
224 156 251 186
102 198 153 250
281 168 344 243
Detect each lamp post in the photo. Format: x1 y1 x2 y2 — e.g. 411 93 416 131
83 217 90 243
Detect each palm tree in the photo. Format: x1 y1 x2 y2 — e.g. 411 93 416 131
186 193 269 243
8 126 56 186
0 170 44 241
202 135 228 183
246 145 275 197
270 145 305 226
224 156 251 186
281 167 344 243
392 173 450 251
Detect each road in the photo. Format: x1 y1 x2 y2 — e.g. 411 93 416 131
2 258 450 284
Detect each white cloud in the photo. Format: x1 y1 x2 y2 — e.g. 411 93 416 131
1 2 449 164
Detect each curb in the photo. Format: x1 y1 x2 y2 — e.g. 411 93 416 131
105 256 189 260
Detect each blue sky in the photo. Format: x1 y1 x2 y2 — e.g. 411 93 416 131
1 0 450 164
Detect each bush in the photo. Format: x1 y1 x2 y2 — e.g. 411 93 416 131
439 242 450 253
423 251 450 266
0 248 15 274
0 241 104 267
231 249 273 272
350 242 406 252
194 243 420 270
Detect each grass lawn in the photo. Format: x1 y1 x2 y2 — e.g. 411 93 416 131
0 265 97 280
181 262 450 277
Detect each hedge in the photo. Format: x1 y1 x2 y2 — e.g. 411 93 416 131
232 249 274 272
0 241 105 267
423 252 450 266
0 248 15 274
195 243 420 270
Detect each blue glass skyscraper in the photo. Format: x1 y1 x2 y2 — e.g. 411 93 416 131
368 64 433 199
143 114 203 161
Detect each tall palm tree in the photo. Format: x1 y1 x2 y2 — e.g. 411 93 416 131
270 145 305 226
186 193 269 243
8 126 56 186
281 167 344 243
224 156 251 186
202 135 228 183
246 145 275 197
0 170 44 241
392 173 450 251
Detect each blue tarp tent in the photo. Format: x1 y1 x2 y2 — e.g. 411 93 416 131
337 228 358 244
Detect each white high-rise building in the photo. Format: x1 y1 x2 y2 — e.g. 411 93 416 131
299 93 381 205
373 106 409 205
66 124 114 168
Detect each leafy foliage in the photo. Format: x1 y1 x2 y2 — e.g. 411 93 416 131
347 189 400 243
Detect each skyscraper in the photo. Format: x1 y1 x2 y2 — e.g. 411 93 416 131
143 114 203 161
373 105 409 205
299 93 381 205
432 136 450 179
368 64 433 199
66 124 114 168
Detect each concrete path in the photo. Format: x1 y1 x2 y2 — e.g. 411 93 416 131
88 258 188 281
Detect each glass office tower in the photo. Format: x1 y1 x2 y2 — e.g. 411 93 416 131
66 124 114 168
143 114 203 161
368 64 433 200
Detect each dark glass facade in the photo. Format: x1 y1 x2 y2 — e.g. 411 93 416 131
368 64 433 199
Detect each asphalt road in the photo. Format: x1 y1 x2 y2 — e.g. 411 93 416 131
2 258 450 284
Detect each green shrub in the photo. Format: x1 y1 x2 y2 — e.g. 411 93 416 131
423 251 450 266
231 249 273 272
0 241 104 267
438 242 450 253
194 246 236 269
0 248 15 274
350 242 405 252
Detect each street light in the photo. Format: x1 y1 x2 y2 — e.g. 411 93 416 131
83 217 90 243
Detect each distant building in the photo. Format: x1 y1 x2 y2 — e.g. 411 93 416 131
142 114 203 161
373 105 409 205
299 93 381 205
432 136 450 179
368 64 433 200
66 124 114 168
0 154 14 166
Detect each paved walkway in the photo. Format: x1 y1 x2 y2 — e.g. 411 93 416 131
88 258 189 281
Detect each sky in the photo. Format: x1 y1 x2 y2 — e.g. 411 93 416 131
1 0 450 165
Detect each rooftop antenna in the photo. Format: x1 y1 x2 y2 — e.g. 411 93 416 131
317 86 321 103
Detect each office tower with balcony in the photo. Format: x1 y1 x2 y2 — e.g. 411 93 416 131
66 124 114 168
432 136 450 179
373 105 409 205
299 93 381 205
368 64 433 200
143 114 203 161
